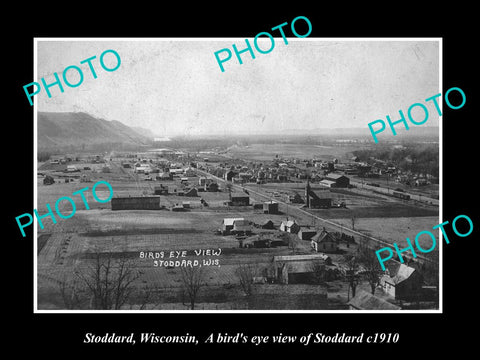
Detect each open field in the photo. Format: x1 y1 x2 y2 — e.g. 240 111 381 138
225 143 366 161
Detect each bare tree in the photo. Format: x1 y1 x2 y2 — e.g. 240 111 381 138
310 260 326 285
128 284 163 310
235 264 257 296
180 265 206 310
342 254 361 300
357 247 383 295
287 233 298 254
59 277 86 309
59 251 145 310
225 183 233 200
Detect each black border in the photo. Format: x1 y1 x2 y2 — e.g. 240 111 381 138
8 5 478 355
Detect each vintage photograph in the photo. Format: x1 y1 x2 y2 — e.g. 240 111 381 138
34 39 440 311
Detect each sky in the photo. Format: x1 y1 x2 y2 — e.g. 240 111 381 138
36 39 440 137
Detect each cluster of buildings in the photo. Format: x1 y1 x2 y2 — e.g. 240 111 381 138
348 262 434 310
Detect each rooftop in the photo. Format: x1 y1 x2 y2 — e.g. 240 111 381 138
348 290 401 310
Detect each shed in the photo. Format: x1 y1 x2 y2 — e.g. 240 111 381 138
261 219 275 229
298 228 317 241
43 175 55 185
222 218 245 234
288 192 304 204
310 197 332 209
154 185 168 195
224 170 237 181
156 172 172 181
111 196 161 210
205 182 219 192
184 188 198 197
319 179 337 188
263 201 279 214
311 229 338 253
273 254 332 284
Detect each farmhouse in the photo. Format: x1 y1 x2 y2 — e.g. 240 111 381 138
280 220 300 234
111 196 161 210
348 290 401 310
311 229 338 253
379 263 423 300
320 173 350 188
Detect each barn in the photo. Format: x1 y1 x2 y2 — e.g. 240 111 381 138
222 218 245 235
272 254 333 284
111 196 161 210
311 229 338 253
154 185 168 195
261 219 275 229
322 173 350 188
263 201 279 214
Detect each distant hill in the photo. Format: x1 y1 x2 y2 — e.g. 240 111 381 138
38 112 153 151
131 126 155 140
